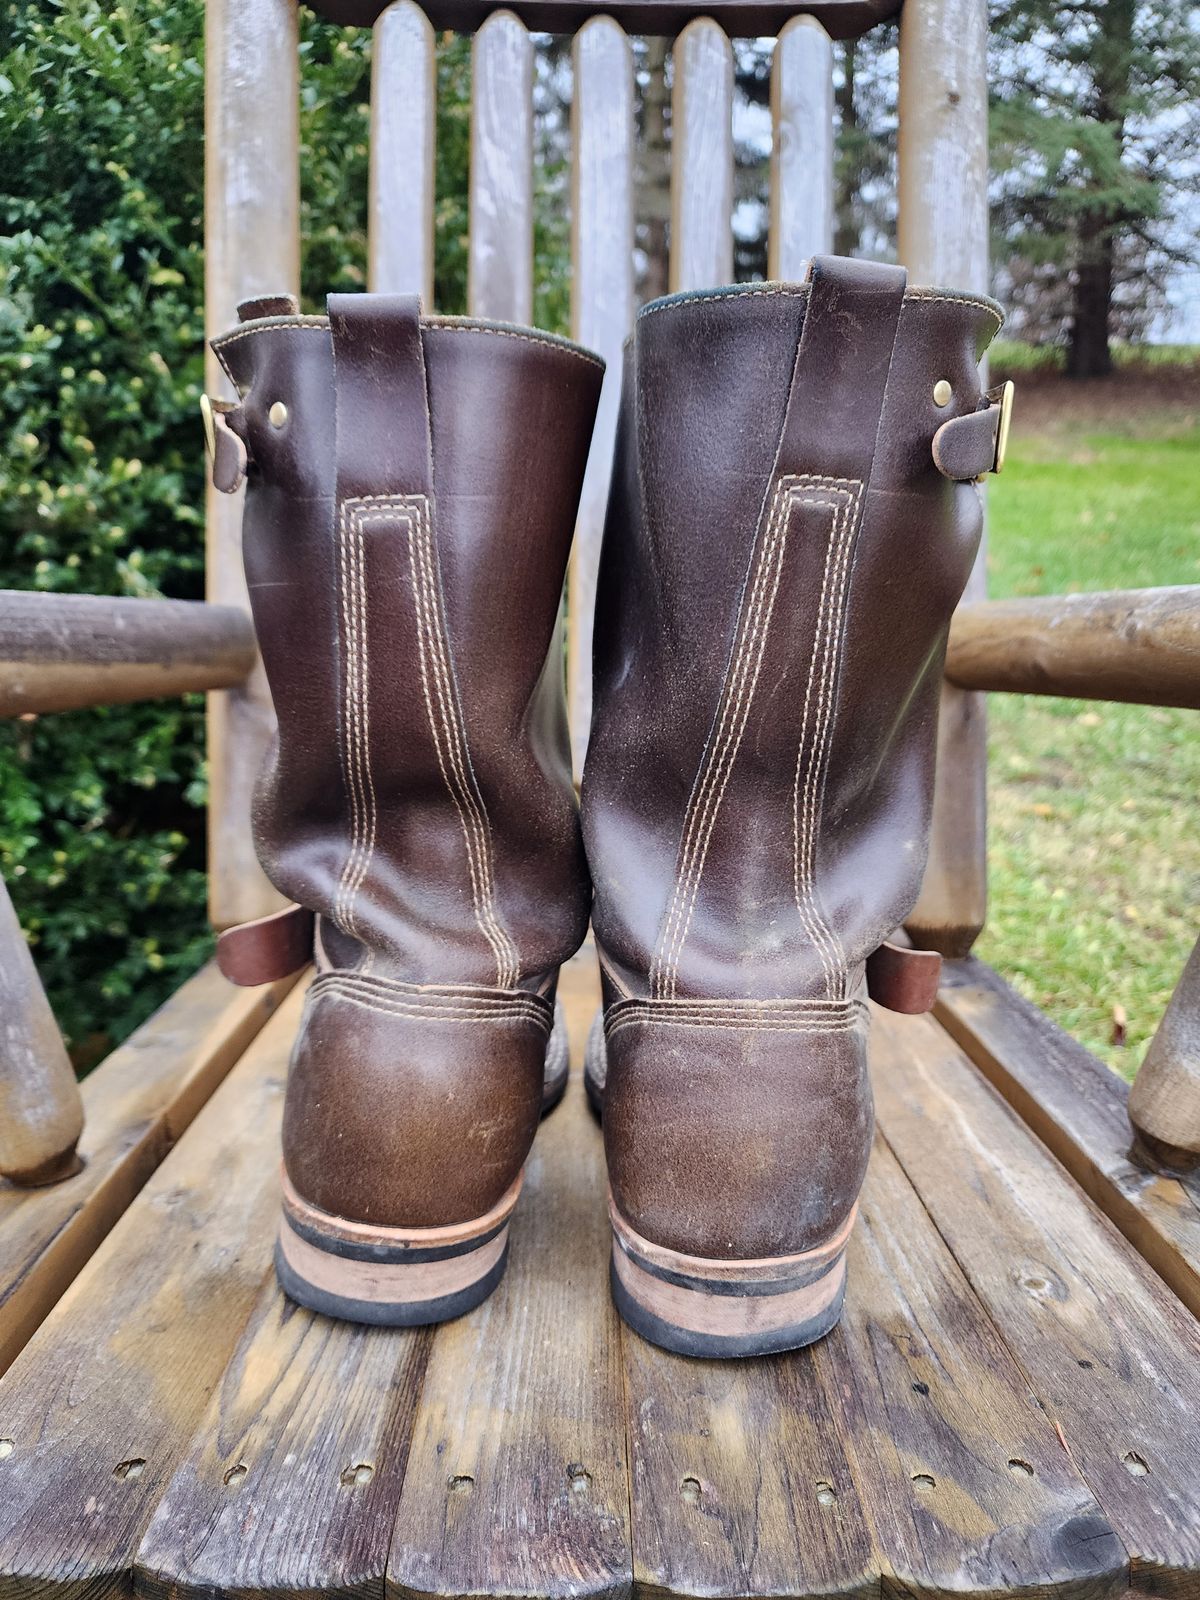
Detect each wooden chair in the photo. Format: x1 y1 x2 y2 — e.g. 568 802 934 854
2 0 1200 1592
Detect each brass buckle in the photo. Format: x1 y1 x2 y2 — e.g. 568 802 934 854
988 379 1015 474
199 393 236 462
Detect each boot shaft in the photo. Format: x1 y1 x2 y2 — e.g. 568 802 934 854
583 261 1003 1005
212 297 603 989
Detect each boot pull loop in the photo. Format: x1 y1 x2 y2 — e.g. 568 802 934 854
866 940 942 1014
327 292 435 503
932 379 1015 482
201 393 249 494
216 903 315 987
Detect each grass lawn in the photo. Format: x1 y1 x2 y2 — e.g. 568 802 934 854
976 370 1200 1078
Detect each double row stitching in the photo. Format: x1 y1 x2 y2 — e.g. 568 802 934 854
333 496 378 937
404 495 520 988
650 472 797 1000
790 477 864 997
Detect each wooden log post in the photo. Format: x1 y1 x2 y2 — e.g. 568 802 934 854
769 16 834 278
370 0 437 302
945 587 1200 709
1129 939 1200 1176
0 876 84 1186
205 0 299 931
567 18 635 773
469 10 534 324
0 592 256 717
670 18 734 292
897 0 990 958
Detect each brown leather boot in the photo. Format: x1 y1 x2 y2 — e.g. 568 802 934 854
581 256 1007 1357
207 294 602 1325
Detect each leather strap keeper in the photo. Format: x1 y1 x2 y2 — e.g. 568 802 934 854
217 903 314 986
866 940 942 1014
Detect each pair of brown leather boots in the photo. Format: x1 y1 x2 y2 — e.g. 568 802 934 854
209 257 1006 1359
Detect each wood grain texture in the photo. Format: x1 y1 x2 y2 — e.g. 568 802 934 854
0 984 302 1598
370 0 436 304
935 956 1200 1323
568 18 636 774
387 953 631 1600
307 0 901 39
1129 937 1200 1166
621 1134 1122 1600
469 10 534 325
897 0 990 959
768 17 834 280
205 0 299 930
0 873 82 1185
0 962 292 1376
947 587 1200 710
874 1002 1200 1594
670 18 734 292
137 1290 430 1600
0 590 256 716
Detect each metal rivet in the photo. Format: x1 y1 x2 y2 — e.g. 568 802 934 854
268 400 289 428
933 379 953 408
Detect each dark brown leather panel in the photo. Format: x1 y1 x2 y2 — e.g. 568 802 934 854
283 974 549 1226
602 1001 872 1258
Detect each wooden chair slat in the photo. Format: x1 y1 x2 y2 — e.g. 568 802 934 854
0 983 302 1590
567 17 636 772
935 956 1200 1321
768 17 834 279
0 874 82 1188
204 0 300 930
0 590 256 716
874 1001 1200 1586
897 0 989 961
137 1283 431 1600
386 954 632 1600
371 0 438 303
469 9 534 323
670 18 734 293
621 1079 1119 1600
0 962 293 1376
833 1140 1123 1597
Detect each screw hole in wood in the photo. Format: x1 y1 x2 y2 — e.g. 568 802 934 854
815 1479 836 1507
1007 1458 1034 1478
680 1475 703 1506
911 1472 936 1491
341 1462 374 1487
114 1458 146 1481
567 1462 591 1495
448 1473 474 1494
224 1462 248 1488
1123 1452 1150 1477
0 1440 12 1460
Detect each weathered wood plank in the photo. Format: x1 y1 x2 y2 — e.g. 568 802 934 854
0 591 256 717
0 874 82 1187
469 9 534 325
0 962 293 1376
832 1140 1124 1599
309 0 901 40
137 1295 430 1600
898 0 990 959
768 16 834 280
873 1001 1200 1593
1129 936 1200 1173
935 956 1200 1323
567 17 635 774
370 0 437 304
670 18 734 292
621 1134 1122 1600
946 587 1200 710
386 953 631 1600
0 983 303 1598
205 0 299 931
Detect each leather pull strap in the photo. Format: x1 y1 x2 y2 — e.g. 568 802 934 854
217 903 314 986
866 940 942 1014
776 255 908 482
933 406 1000 481
328 292 434 502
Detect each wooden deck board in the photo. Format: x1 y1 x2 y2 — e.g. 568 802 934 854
1 960 1198 1599
0 983 303 1600
0 961 293 1377
935 956 1200 1320
873 1002 1200 1596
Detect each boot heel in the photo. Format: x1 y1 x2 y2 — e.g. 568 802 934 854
275 1168 523 1326
608 1198 855 1359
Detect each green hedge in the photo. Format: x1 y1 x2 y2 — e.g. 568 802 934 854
0 1 477 1063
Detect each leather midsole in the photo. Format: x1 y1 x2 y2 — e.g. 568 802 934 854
278 1210 509 1307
